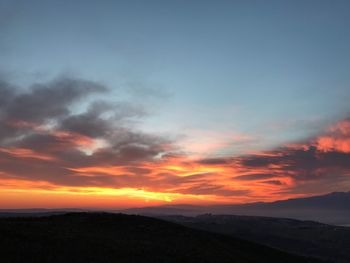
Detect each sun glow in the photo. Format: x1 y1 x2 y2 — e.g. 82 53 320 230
0 181 214 209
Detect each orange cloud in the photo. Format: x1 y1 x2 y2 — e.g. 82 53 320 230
316 136 350 153
314 120 350 153
0 147 56 161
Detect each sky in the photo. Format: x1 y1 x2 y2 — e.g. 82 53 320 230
0 0 350 208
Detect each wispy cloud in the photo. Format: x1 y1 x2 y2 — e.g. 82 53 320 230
0 76 350 207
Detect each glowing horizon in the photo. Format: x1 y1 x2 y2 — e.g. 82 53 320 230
0 81 349 209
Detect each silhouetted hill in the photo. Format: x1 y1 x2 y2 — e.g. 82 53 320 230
262 191 350 209
121 191 350 225
0 213 322 263
161 214 350 263
0 208 87 218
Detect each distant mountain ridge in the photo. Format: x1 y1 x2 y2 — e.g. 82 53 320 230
120 191 350 225
259 191 350 209
1 191 349 225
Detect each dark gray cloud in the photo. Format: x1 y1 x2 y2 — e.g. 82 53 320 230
0 80 16 109
6 78 106 122
239 146 350 181
0 77 107 144
261 180 283 185
233 173 276 181
176 183 250 196
0 76 174 190
60 101 114 138
196 157 230 165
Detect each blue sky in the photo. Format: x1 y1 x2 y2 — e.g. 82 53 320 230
1 0 350 156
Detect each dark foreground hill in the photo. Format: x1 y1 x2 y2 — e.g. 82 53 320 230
160 214 350 263
0 213 322 263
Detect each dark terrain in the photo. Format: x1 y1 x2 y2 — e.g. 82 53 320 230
0 213 322 263
1 192 349 262
160 214 350 263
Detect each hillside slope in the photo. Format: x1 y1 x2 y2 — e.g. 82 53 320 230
0 213 322 263
161 214 350 263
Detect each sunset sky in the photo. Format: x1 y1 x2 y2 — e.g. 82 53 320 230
1 0 350 208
